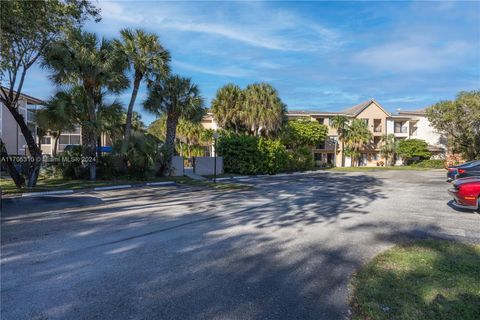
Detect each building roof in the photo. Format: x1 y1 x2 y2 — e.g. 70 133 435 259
1 86 44 105
397 109 427 116
286 110 345 116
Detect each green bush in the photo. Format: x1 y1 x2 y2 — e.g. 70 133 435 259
286 145 314 171
411 159 445 169
257 138 288 174
397 139 431 163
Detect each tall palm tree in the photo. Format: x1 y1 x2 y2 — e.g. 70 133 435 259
143 75 205 175
43 29 128 179
345 119 372 167
380 133 398 166
244 83 285 137
330 115 349 167
211 84 244 133
114 29 170 143
37 93 76 156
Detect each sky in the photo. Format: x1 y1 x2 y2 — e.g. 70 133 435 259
22 0 480 125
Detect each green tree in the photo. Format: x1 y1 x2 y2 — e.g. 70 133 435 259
37 94 77 156
380 133 398 166
43 30 129 180
143 75 205 175
345 119 372 167
211 84 245 133
426 90 480 160
397 139 431 163
282 119 328 148
114 29 170 144
0 0 99 187
244 83 286 137
330 115 349 167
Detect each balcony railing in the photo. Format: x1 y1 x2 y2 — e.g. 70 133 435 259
394 127 408 133
373 125 382 132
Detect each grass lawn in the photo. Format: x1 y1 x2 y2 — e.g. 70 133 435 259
328 166 434 172
0 175 191 195
350 240 480 320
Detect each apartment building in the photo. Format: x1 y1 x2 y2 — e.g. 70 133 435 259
287 99 447 167
0 89 43 155
201 99 447 167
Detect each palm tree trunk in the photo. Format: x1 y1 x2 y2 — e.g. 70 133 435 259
341 140 345 167
124 71 143 143
84 92 97 180
53 134 60 157
163 113 179 175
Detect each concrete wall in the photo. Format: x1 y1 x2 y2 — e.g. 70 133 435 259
194 157 224 175
170 156 184 176
1 99 29 154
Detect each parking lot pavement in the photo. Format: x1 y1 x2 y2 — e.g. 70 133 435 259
1 170 479 320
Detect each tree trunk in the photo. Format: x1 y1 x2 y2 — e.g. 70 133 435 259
163 114 179 176
84 93 97 180
53 134 60 157
124 71 143 144
341 140 345 167
97 135 102 161
5 104 42 188
0 138 25 188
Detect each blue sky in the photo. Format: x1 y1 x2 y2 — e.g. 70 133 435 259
23 0 480 125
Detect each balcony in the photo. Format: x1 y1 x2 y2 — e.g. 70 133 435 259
373 125 382 133
27 110 36 123
394 126 408 134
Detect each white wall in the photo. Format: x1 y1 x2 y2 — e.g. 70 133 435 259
415 116 447 149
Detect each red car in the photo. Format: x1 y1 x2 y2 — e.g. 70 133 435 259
448 177 480 210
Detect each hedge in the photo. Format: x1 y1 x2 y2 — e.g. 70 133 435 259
410 159 445 169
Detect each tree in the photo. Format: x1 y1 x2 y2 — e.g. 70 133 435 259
143 75 205 175
282 119 328 148
211 84 245 133
244 83 286 137
330 115 349 167
43 30 129 180
345 119 372 166
36 94 76 156
380 133 398 166
114 29 170 144
0 0 99 187
397 139 431 163
426 90 480 160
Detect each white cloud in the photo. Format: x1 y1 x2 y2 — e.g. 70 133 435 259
353 40 471 72
173 61 253 78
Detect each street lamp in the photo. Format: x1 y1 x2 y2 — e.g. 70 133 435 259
213 131 219 183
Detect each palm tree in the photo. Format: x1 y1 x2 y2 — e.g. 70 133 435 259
43 29 128 179
345 119 372 167
36 93 76 156
114 29 170 143
143 75 205 175
380 133 398 166
330 115 349 167
211 84 244 133
244 83 285 137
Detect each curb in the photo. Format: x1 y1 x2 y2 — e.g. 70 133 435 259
22 190 74 197
94 185 131 191
145 181 176 186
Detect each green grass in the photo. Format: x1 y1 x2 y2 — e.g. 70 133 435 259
350 240 480 320
0 175 191 195
327 166 434 172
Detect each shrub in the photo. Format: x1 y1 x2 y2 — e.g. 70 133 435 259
411 159 445 169
257 138 288 174
217 134 288 175
397 139 431 163
286 146 314 171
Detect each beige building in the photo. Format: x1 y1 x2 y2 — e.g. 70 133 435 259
0 90 42 155
202 99 447 167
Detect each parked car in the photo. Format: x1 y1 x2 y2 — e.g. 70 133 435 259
447 160 480 181
455 162 480 180
448 177 480 210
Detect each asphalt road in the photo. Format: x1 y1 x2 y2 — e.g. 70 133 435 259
1 170 479 320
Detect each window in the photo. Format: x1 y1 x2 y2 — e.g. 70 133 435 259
41 137 51 144
316 118 325 125
373 153 379 161
59 135 70 145
394 121 407 133
70 135 80 144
